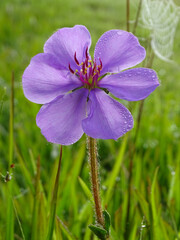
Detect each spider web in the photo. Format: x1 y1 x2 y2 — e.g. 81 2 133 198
139 0 180 62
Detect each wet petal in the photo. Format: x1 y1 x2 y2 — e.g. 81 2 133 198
44 25 91 71
36 88 89 145
82 89 133 140
94 30 146 75
99 68 159 101
23 53 82 104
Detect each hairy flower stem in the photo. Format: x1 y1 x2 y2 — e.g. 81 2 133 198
87 137 105 227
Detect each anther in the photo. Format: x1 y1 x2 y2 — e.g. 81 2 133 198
99 58 103 70
92 62 96 76
74 52 79 65
69 64 74 74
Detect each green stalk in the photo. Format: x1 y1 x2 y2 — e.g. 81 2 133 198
6 71 15 240
133 0 143 35
31 156 41 240
125 49 155 239
126 0 130 32
87 137 104 227
46 146 62 240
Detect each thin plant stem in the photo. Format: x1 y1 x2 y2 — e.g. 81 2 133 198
6 71 15 240
133 0 143 35
46 146 62 240
134 51 154 143
126 0 130 32
12 198 26 240
125 48 155 239
134 99 145 144
87 136 104 227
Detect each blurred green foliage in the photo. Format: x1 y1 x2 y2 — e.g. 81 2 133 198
0 0 180 239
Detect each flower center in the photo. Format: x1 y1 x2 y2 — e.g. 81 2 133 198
69 48 102 89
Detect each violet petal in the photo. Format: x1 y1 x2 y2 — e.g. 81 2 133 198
36 88 89 145
98 68 159 101
82 89 134 140
94 30 146 75
22 53 82 104
44 25 91 71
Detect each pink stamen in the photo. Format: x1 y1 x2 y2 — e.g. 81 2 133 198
80 71 91 85
69 52 103 88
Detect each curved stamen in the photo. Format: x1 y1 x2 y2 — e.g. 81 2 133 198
74 52 79 65
68 64 74 74
85 47 89 60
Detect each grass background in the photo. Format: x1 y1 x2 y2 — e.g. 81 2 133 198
0 0 180 239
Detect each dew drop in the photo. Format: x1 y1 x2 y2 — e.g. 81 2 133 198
117 31 122 36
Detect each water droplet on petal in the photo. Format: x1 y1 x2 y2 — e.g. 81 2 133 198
117 31 122 36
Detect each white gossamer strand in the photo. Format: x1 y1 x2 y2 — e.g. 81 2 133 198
140 0 180 62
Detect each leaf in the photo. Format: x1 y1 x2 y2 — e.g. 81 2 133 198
103 210 111 234
88 224 107 240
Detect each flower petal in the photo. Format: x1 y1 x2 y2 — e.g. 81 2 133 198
82 89 133 140
98 68 159 101
36 88 89 145
22 53 82 104
44 25 91 71
94 30 146 75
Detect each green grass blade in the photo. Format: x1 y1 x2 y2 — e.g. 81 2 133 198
46 146 62 240
135 189 150 222
31 156 41 240
105 135 127 204
78 176 94 204
15 143 35 194
56 216 76 240
0 86 6 116
12 199 26 240
150 167 160 240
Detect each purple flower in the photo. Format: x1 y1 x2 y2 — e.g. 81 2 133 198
22 25 159 145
